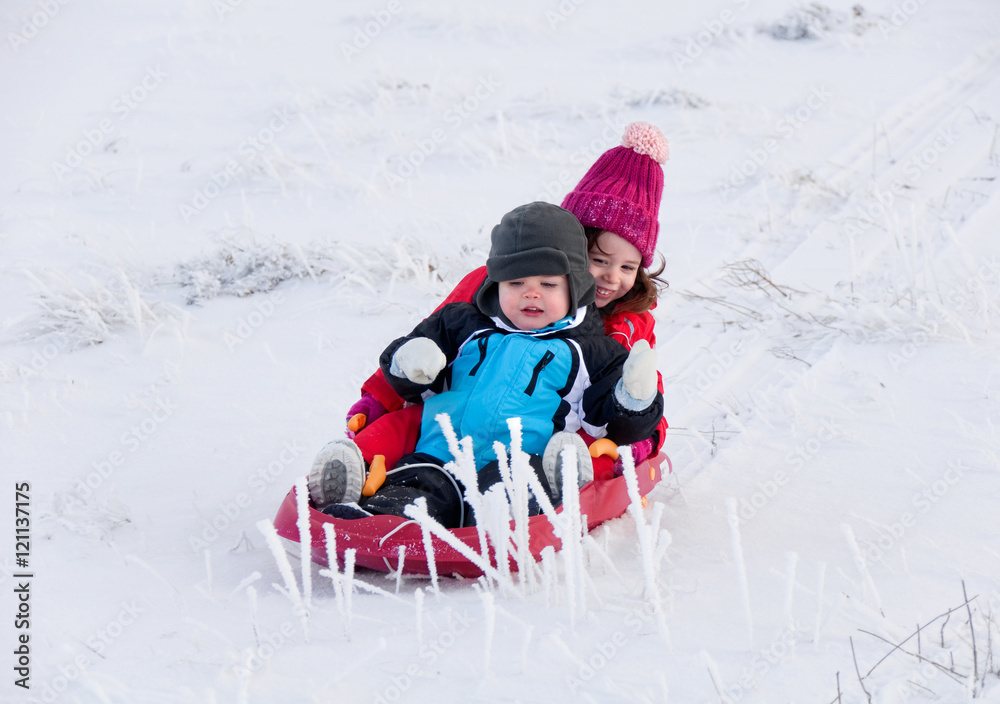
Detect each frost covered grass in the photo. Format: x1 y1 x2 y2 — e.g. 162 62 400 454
257 416 673 655
823 583 1000 702
172 234 480 305
233 419 688 701
3 234 486 352
13 266 183 350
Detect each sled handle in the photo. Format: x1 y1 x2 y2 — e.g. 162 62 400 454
362 454 387 497
589 440 658 482
348 413 367 434
588 438 619 460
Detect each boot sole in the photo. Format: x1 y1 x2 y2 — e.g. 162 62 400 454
308 442 365 507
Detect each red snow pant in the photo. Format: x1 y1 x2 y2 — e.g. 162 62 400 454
353 404 423 470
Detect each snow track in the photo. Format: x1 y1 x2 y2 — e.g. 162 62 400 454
662 37 1000 473
652 33 1000 703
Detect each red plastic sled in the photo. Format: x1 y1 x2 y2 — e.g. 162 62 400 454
273 453 670 579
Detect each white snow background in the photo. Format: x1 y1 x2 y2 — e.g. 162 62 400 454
3 0 1000 702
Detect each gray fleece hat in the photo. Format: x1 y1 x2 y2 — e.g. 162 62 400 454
476 202 596 322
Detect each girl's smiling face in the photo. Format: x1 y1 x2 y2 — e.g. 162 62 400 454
497 275 570 330
588 231 642 308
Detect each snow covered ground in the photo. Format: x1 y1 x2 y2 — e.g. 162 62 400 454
3 0 1000 701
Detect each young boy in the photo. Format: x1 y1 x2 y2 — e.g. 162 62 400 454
308 202 662 528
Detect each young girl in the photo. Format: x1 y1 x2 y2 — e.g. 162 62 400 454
337 122 669 484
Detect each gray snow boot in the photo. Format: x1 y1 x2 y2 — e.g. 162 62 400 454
541 432 593 504
307 439 366 509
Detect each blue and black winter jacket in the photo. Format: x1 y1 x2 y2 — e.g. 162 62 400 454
379 302 663 469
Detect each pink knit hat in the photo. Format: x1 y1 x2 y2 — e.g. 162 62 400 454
560 122 669 268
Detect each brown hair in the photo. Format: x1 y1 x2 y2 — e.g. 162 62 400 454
585 227 668 317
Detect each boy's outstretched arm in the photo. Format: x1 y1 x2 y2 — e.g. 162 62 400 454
378 301 489 402
616 340 658 407
347 267 490 432
389 338 447 385
582 341 664 446
380 333 447 402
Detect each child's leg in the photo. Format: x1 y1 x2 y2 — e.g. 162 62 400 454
575 430 615 481
353 404 423 469
473 455 553 523
358 453 465 528
591 455 616 481
356 452 555 529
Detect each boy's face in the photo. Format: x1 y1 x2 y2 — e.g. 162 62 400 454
497 275 571 330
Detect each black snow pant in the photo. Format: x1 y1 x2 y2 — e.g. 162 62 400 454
358 452 554 529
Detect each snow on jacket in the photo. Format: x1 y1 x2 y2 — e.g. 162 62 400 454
379 300 663 470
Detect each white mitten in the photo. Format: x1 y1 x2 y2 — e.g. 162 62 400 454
619 339 657 404
390 337 447 385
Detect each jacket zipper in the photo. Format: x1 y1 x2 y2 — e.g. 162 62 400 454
524 350 555 396
468 336 490 376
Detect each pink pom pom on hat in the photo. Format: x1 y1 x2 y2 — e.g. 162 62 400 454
622 121 670 164
561 121 669 268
